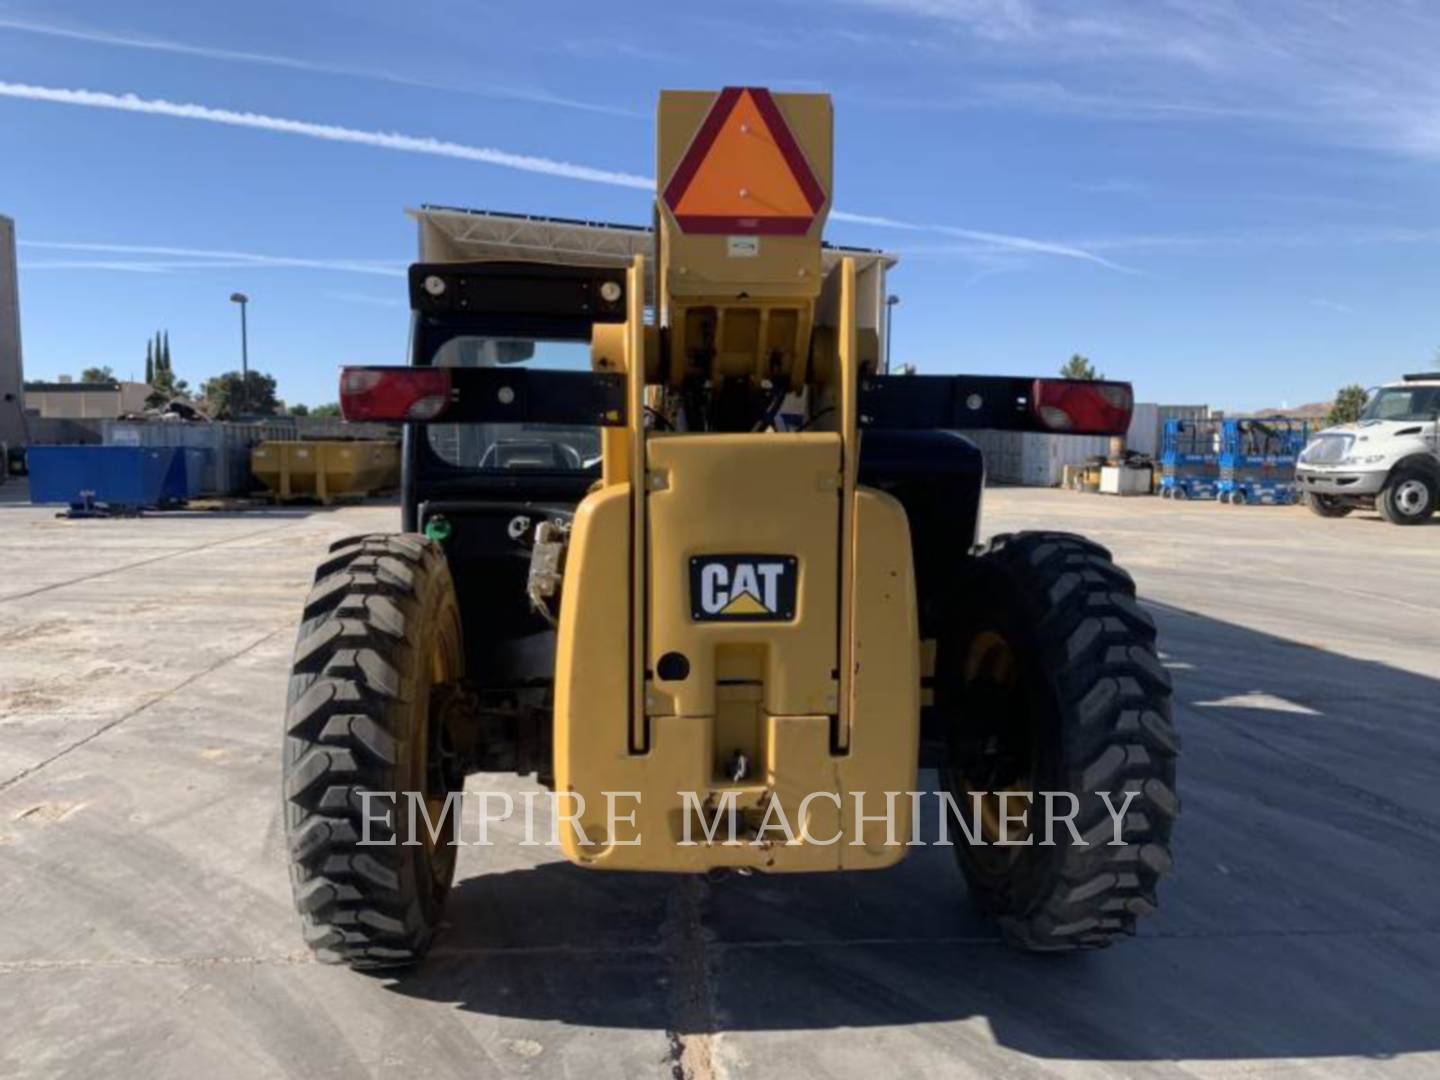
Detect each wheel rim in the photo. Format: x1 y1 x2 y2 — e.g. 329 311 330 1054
954 631 1034 847
1394 479 1430 516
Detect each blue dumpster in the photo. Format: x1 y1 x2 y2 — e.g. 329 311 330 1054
27 446 182 512
162 447 214 500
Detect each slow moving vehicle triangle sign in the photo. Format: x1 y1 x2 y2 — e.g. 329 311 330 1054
663 87 826 236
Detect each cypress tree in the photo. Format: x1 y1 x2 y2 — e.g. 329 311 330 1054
145 340 154 384
162 330 171 374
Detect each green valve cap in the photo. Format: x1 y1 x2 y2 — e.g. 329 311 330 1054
424 516 452 543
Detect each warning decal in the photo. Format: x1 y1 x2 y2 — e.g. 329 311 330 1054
663 87 825 236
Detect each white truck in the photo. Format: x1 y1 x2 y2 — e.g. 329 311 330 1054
1297 372 1440 524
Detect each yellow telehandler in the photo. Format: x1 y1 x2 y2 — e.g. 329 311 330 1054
282 87 1177 966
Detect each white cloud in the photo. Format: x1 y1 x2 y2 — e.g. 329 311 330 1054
1076 225 1440 256
0 81 1124 271
842 1 1440 160
19 240 406 277
0 15 637 117
19 259 174 274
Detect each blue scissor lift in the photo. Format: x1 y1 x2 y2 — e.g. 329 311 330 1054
1159 418 1223 500
1217 417 1309 505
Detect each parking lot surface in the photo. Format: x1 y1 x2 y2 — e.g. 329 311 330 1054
1 485 1436 1079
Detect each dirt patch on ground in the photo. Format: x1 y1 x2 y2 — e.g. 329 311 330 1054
12 801 85 825
0 620 71 647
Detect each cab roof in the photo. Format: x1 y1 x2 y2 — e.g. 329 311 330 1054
409 204 895 268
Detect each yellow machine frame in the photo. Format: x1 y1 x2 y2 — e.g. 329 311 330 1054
552 90 922 870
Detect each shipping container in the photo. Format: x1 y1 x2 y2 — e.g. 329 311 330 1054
968 403 1210 487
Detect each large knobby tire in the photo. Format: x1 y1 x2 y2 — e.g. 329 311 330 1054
939 532 1179 951
1377 469 1437 525
283 534 465 968
1306 493 1353 518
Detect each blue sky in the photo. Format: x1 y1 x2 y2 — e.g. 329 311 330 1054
1 0 1437 410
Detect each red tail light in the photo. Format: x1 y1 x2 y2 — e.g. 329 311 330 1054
1031 379 1133 435
339 367 452 421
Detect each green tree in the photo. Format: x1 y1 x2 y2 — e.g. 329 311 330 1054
144 329 190 407
202 370 281 417
1060 353 1100 380
1327 384 1369 427
80 366 116 384
289 403 310 417
309 403 342 418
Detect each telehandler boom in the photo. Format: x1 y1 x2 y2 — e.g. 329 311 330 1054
283 88 1178 967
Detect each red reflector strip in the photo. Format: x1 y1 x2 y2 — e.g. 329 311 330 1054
1031 379 1133 435
340 367 452 421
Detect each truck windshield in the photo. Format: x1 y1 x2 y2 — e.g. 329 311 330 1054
423 335 600 472
1359 386 1440 423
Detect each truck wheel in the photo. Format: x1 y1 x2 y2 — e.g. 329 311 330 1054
283 534 466 967
1306 493 1353 518
1377 470 1437 525
938 532 1178 951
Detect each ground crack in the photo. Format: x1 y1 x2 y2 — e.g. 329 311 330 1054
0 626 287 794
661 875 724 1080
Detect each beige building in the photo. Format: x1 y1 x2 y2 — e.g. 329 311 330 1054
24 380 154 419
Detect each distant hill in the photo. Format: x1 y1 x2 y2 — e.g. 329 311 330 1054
1235 401 1332 420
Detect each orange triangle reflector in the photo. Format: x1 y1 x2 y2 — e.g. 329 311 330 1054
663 87 825 236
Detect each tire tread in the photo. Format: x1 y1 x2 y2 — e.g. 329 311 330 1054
282 533 457 969
952 531 1179 951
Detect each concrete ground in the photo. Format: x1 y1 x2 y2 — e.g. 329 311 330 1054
0 481 1436 1079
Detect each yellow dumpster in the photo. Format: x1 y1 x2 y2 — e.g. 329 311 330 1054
250 441 399 503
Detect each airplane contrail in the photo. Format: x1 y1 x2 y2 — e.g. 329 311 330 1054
830 210 1133 271
0 81 1125 269
0 81 655 189
0 16 638 117
20 240 406 276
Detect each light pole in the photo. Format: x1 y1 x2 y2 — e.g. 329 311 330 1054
229 292 249 415
884 294 900 371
